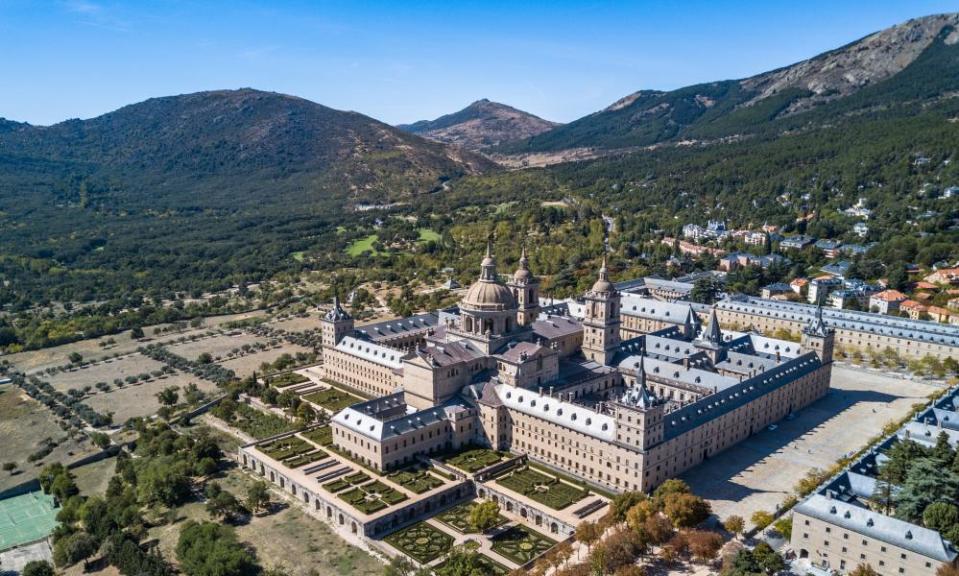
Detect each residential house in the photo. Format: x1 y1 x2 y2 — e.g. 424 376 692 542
808 276 843 305
762 283 793 299
815 239 842 259
853 222 869 238
900 300 929 320
869 289 908 315
780 235 815 251
925 267 959 286
791 278 809 296
928 306 953 324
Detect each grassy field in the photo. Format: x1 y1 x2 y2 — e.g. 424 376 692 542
346 228 439 257
148 466 382 576
267 312 321 332
73 456 119 496
0 385 98 492
417 228 440 242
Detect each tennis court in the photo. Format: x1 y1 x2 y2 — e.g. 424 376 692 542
0 491 59 551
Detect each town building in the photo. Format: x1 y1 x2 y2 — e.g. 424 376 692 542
870 290 909 315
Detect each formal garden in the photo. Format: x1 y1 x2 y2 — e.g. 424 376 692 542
324 471 408 515
496 467 588 510
302 387 363 412
435 500 508 534
387 465 446 494
384 521 454 564
442 447 507 473
490 525 556 565
256 435 328 468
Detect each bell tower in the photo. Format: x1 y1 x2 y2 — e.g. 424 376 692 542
508 245 540 327
582 256 621 366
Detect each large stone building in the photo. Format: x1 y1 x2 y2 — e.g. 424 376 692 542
714 295 959 361
318 247 834 493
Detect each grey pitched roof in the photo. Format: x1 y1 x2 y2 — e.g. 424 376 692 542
795 494 957 562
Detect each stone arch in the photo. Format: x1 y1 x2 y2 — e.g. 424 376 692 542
550 522 559 534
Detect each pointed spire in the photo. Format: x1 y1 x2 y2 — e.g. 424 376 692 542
325 291 351 321
805 299 831 336
705 307 723 344
513 242 534 284
479 238 497 281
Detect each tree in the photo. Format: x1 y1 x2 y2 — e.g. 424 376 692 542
575 521 600 553
469 500 501 532
751 510 774 531
937 565 959 576
849 564 879 576
247 480 271 514
440 546 487 576
663 493 711 528
923 502 959 533
896 458 959 522
53 531 98 568
384 556 415 576
686 530 723 563
205 482 245 522
156 386 180 406
690 277 722 304
69 352 83 364
751 542 785 574
611 491 647 522
176 521 258 576
723 515 745 538
772 516 793 540
642 514 674 545
22 560 55 576
131 326 145 340
625 500 657 533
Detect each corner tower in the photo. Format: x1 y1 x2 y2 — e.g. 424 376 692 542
582 256 621 366
508 245 540 327
321 294 353 350
801 303 835 364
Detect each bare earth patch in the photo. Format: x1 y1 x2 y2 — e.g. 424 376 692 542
219 344 314 378
83 373 217 423
0 385 98 492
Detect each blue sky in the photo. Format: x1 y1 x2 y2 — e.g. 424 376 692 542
2 0 956 126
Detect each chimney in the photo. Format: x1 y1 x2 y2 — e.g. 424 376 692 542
538 386 543 396
549 386 554 397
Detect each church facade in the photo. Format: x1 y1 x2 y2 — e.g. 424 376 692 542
320 245 834 493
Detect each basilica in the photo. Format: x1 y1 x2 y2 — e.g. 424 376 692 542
321 244 834 493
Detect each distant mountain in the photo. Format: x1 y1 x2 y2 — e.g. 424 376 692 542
399 99 559 150
0 89 497 303
500 13 959 157
0 89 495 204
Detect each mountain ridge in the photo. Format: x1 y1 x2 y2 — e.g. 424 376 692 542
398 99 559 150
498 12 959 157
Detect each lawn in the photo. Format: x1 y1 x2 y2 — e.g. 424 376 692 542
386 466 446 494
496 467 587 510
384 522 454 564
301 426 333 447
435 501 507 534
442 447 506 473
270 372 309 388
417 228 440 243
303 387 362 412
346 234 380 257
490 525 556 565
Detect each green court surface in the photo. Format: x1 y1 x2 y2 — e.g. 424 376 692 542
0 492 59 551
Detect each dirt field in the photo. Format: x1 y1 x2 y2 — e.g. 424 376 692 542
44 354 168 393
148 466 382 576
4 311 269 374
167 332 266 362
682 364 943 527
219 344 315 378
267 313 321 332
83 372 217 423
0 384 98 492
